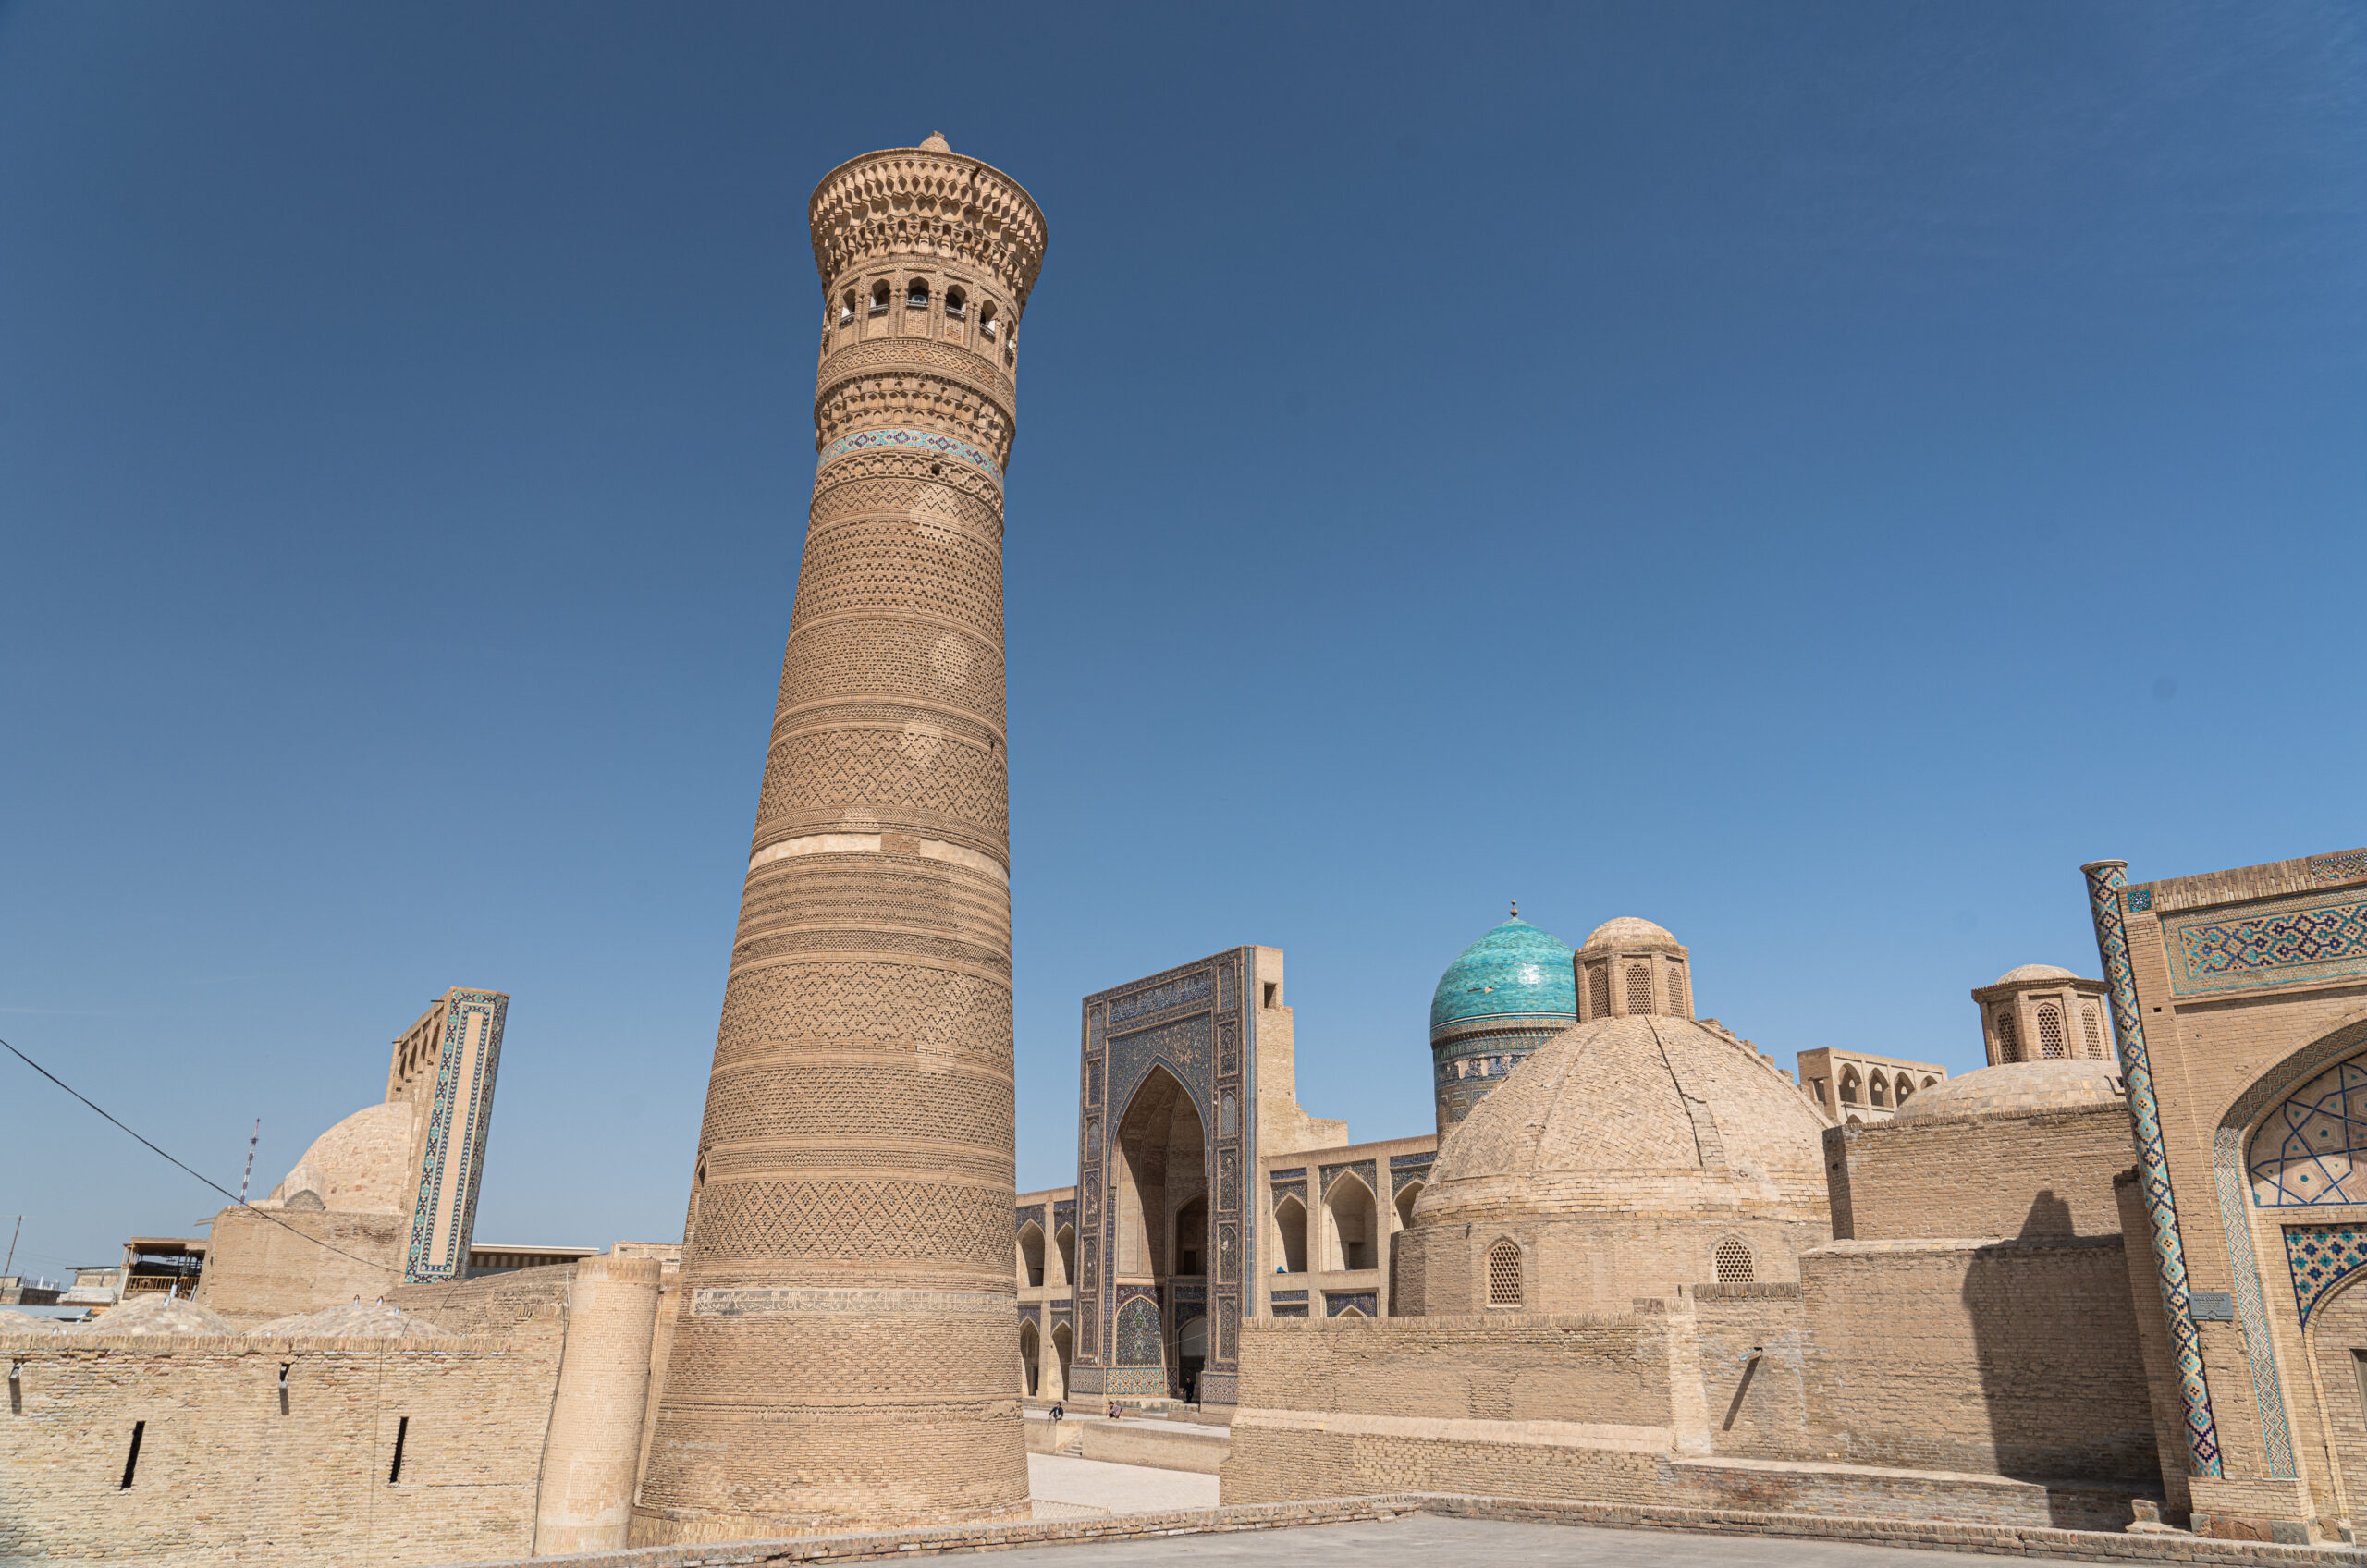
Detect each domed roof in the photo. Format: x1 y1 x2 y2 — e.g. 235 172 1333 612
1416 1014 1829 1225
1429 917 1576 1036
1892 1060 2122 1122
1581 916 1681 950
1995 962 2079 984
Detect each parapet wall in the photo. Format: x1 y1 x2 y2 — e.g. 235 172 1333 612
1825 1103 2136 1243
1799 1235 2159 1485
0 1326 562 1567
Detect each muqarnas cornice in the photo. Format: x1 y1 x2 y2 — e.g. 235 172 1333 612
808 146 1048 310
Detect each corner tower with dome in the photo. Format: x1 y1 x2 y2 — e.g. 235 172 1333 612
1429 909 1577 1134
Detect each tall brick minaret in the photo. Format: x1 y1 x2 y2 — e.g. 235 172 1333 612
632 132 1046 1543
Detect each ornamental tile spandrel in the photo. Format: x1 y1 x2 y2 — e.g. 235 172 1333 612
632 135 1044 1547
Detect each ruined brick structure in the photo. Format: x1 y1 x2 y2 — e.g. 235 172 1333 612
629 133 1046 1543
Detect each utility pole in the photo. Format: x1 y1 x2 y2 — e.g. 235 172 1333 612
4 1215 19 1278
238 1120 261 1206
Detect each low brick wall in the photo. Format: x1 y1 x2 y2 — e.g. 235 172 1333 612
457 1491 2367 1568
0 1326 561 1567
1077 1420 1229 1474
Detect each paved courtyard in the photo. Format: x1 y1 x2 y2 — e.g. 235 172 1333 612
984 1513 2165 1567
1026 1452 1218 1518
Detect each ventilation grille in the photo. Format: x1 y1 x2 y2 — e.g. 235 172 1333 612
2082 1006 2105 1059
1487 1241 1523 1306
1995 1011 2020 1063
2038 1004 2066 1060
1587 963 1611 1019
1625 963 1655 1016
1666 965 1688 1017
1714 1239 1755 1284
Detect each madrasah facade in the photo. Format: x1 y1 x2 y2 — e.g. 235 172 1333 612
9 129 2367 1565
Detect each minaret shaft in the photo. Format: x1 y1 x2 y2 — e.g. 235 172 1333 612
632 136 1045 1544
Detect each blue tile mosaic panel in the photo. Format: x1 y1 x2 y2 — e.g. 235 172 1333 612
2165 891 2367 997
2287 1226 2367 1329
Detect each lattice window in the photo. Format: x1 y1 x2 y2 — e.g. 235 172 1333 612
1666 965 1688 1016
1587 962 1610 1019
1625 963 1654 1015
1714 1239 1754 1284
2082 1006 2106 1059
1994 1010 2020 1063
2037 1004 2067 1059
1487 1240 1522 1306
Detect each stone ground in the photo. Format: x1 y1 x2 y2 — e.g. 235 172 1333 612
981 1513 2095 1565
1026 1452 1219 1518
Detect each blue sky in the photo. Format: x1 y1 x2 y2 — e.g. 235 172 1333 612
2 2 2361 1277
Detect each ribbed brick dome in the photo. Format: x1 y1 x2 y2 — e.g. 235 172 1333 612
1416 1014 1828 1224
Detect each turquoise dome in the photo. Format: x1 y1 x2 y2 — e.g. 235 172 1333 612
1429 918 1577 1038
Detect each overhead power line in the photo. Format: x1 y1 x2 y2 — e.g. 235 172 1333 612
1 1035 396 1278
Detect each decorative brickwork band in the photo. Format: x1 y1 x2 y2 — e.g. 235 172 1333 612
816 427 1001 485
2083 860 2223 1477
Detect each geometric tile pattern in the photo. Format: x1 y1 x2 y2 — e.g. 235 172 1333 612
2088 863 2224 1477
2311 850 2367 885
2165 891 2367 998
2250 1051 2367 1206
405 989 507 1285
2285 1225 2367 1330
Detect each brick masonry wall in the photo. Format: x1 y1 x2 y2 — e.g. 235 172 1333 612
1691 1287 1809 1459
1799 1236 2159 1485
193 1206 407 1325
0 1326 562 1567
1824 1105 2137 1243
390 1259 576 1335
1233 1312 1680 1428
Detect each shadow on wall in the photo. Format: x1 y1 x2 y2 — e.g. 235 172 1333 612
1961 1189 2160 1525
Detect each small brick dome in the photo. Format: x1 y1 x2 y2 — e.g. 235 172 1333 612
1995 962 2079 984
1890 1060 2122 1122
1581 916 1681 951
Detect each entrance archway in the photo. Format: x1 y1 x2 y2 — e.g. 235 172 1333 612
1113 1065 1208 1397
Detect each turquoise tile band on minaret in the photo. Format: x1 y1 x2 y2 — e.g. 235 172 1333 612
816 426 1002 484
2083 859 2223 1478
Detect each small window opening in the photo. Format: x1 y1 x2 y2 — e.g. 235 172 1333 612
945 285 967 318
840 290 855 325
906 279 930 310
1487 1240 1523 1307
869 281 890 315
1839 1067 1861 1105
1587 962 1611 1019
1714 1239 1755 1284
2082 1005 2106 1059
1625 962 1654 1015
981 301 1000 337
1262 982 1279 1009
120 1421 145 1488
388 1415 409 1484
2037 1003 2067 1060
1869 1072 1889 1108
1995 1010 2021 1063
